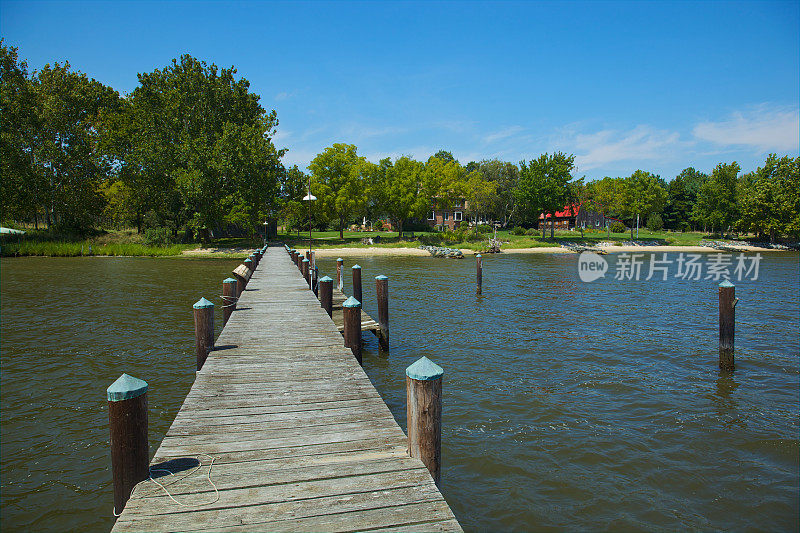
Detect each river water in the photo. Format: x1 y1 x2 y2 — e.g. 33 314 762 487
1 252 798 532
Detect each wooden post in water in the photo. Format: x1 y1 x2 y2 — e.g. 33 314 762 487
343 296 362 365
719 280 737 371
476 254 483 295
107 373 149 514
312 266 319 296
193 297 214 370
222 277 237 325
375 275 389 352
250 252 258 268
319 276 333 317
243 258 253 278
406 357 443 485
292 250 299 268
337 258 344 291
302 258 310 288
352 264 362 304
232 269 247 297
305 250 310 262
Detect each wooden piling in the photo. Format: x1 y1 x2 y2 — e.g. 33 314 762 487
302 258 310 288
193 297 214 370
312 266 319 296
337 258 344 291
719 280 736 371
352 264 362 304
375 275 389 352
476 254 483 295
107 373 149 514
243 258 253 277
406 357 443 485
319 275 333 317
222 278 237 325
343 296 362 365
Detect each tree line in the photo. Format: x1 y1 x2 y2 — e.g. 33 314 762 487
2 42 798 242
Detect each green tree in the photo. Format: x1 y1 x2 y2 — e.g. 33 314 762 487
122 55 283 239
32 61 121 232
515 152 576 238
738 154 799 241
474 159 519 227
0 41 39 225
693 162 740 235
620 170 667 239
663 167 707 231
309 143 370 239
373 156 429 233
423 155 468 213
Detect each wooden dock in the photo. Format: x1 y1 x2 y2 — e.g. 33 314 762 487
111 247 462 532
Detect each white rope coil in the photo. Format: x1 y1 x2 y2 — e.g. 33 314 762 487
112 453 219 517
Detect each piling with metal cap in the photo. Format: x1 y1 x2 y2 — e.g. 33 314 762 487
193 297 214 370
319 276 333 317
291 250 299 267
476 254 483 295
107 373 149 514
406 357 443 485
343 296 362 364
302 258 310 288
222 278 237 325
337 258 344 291
719 280 737 371
243 258 253 274
352 264 362 304
375 275 389 352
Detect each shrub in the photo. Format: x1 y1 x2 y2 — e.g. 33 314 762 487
143 227 172 246
419 233 444 245
609 221 626 233
525 228 536 236
647 213 664 231
374 220 384 231
511 226 525 236
476 224 493 234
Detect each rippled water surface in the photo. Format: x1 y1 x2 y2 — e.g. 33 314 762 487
1 252 798 532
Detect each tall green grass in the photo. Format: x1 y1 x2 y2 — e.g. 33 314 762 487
1 241 191 257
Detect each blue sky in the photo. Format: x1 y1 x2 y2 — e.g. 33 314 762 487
1 0 798 181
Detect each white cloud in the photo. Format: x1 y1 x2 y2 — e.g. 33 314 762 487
483 126 525 144
565 125 682 172
692 105 799 153
274 91 296 101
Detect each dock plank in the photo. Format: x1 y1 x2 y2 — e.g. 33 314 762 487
111 247 461 532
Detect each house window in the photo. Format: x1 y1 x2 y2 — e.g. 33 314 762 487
443 212 449 221
454 211 463 221
427 211 435 220
453 200 464 208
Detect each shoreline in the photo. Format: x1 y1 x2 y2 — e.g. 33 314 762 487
286 244 791 258
2 244 792 259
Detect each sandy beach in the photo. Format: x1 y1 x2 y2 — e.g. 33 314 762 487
184 243 786 258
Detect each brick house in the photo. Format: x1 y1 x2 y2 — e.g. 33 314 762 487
426 199 467 231
539 201 614 230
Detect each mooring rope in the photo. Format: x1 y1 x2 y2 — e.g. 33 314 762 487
220 294 239 308
112 453 219 517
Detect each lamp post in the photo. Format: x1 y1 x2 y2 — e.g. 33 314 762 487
302 184 317 254
262 220 268 245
